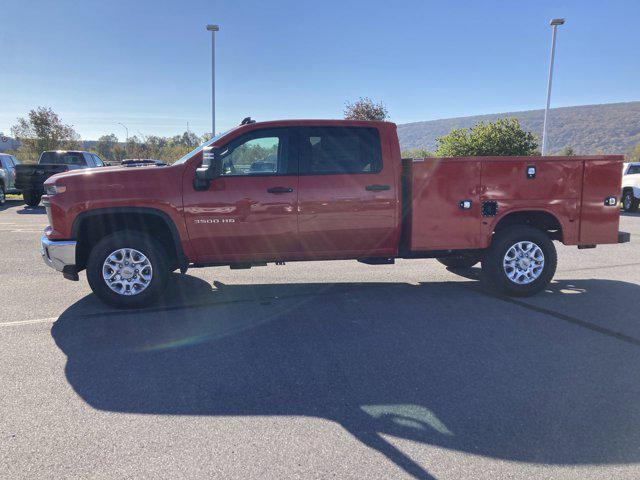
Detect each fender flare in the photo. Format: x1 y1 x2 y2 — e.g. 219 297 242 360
71 206 187 266
488 207 566 241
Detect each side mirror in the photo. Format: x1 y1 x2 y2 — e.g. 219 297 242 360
194 146 222 190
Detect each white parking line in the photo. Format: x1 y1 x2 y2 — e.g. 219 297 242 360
0 317 58 327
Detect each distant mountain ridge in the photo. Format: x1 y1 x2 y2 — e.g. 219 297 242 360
3 101 639 155
397 101 640 154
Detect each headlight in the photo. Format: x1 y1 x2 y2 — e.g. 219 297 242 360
45 185 67 195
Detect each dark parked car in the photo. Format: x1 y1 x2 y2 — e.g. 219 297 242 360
15 150 105 206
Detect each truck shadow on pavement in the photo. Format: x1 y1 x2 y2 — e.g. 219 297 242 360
0 199 27 212
52 274 640 479
16 205 45 214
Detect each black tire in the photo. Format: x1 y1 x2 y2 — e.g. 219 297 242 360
622 190 639 212
481 226 557 297
23 190 41 207
437 254 481 269
86 230 169 308
0 183 5 205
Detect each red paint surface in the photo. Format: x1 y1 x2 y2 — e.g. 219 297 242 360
43 119 624 266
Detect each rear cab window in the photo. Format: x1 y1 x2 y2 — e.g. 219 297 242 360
39 152 86 166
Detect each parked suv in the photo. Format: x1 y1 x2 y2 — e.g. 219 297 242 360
0 153 20 204
622 162 640 212
15 150 105 206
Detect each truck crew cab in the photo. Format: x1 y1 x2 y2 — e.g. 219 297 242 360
41 119 629 308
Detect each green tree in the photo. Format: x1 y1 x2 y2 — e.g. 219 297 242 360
401 148 433 158
11 107 81 163
628 142 640 162
344 97 389 121
95 134 120 161
435 118 538 157
170 131 201 148
560 146 575 156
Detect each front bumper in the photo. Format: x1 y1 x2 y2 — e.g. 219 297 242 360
40 235 77 278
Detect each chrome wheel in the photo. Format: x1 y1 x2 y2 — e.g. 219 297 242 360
503 241 545 285
623 193 632 211
102 248 153 296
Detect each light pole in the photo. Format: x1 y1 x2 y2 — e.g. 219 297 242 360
206 24 220 137
541 18 565 156
118 122 129 157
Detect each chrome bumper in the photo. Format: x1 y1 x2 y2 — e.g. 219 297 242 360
40 236 77 273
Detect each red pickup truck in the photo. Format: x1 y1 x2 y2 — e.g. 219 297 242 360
41 119 629 308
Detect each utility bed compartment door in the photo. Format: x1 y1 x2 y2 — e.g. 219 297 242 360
481 159 583 201
579 159 623 245
408 159 481 251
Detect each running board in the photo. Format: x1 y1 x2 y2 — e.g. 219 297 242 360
357 258 395 265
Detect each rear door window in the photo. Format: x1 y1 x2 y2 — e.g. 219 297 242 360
627 165 640 175
298 127 382 175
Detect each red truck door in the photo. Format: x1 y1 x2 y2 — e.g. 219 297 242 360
296 126 398 258
182 128 299 263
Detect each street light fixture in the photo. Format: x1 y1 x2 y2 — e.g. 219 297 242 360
118 122 129 156
206 24 220 137
541 18 566 155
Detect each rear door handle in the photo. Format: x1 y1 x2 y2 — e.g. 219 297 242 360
267 187 294 194
365 184 391 191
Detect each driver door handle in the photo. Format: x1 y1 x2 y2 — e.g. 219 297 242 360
267 187 294 194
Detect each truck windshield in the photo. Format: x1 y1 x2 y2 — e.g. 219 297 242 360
40 152 85 165
173 128 236 165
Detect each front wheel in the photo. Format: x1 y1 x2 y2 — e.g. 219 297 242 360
86 230 169 308
0 184 5 205
481 226 557 297
622 191 639 212
23 190 41 207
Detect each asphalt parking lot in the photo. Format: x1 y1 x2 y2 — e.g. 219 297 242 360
2 198 640 479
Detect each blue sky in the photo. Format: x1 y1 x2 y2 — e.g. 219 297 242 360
1 0 638 140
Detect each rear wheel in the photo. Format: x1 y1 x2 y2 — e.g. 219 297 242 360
0 184 5 205
436 254 481 269
481 226 557 297
622 190 639 212
86 230 169 308
23 190 41 207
